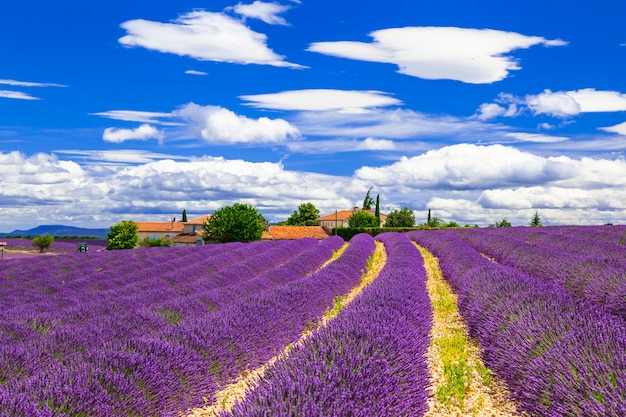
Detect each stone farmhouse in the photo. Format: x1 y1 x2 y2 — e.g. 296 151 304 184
316 207 387 229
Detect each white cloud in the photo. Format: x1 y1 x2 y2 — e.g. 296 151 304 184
185 69 208 76
489 88 626 118
0 79 67 88
102 124 165 143
0 90 40 100
56 149 190 165
231 1 291 25
526 89 581 117
355 144 562 189
5 146 626 231
503 132 569 143
293 108 497 140
175 102 301 144
91 110 182 126
119 10 303 68
599 121 626 135
308 26 566 84
475 102 519 120
240 89 402 112
359 137 397 150
286 137 404 154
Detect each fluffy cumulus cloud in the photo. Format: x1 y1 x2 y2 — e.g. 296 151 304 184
4 145 626 231
119 10 302 67
240 89 402 112
102 124 165 143
308 26 566 84
479 88 626 118
175 102 301 144
231 1 291 25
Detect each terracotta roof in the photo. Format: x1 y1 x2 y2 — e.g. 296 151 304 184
317 209 384 221
135 221 185 233
172 232 200 244
186 215 211 225
262 226 331 240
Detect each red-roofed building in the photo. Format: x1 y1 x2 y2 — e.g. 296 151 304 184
135 218 184 243
316 207 387 228
172 215 211 247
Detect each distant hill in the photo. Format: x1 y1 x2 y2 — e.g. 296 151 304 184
0 225 110 239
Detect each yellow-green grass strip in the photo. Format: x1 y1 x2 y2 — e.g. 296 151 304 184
417 243 523 417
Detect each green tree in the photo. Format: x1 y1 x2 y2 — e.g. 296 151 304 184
348 210 379 228
107 220 139 250
530 211 542 227
385 207 416 227
285 202 320 226
139 236 173 248
374 194 380 224
32 234 54 253
362 187 375 210
496 217 512 227
182 209 188 222
203 203 265 243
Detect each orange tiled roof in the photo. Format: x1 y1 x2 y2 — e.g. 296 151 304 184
135 221 185 233
317 209 381 221
262 226 331 240
172 232 200 244
186 215 211 225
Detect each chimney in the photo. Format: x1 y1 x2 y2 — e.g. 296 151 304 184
171 217 175 230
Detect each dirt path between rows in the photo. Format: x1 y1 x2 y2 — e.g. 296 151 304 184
417 244 524 417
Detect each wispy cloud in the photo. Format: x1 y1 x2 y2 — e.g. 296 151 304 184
599 121 626 136
0 90 40 100
308 27 566 84
0 79 67 88
240 89 401 112
119 10 304 68
230 1 292 25
185 69 208 76
91 110 182 126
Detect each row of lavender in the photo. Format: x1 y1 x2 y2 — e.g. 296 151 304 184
1 235 364 416
409 229 626 416
452 227 626 318
223 232 433 417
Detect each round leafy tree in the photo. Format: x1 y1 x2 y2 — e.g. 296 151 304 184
203 203 265 243
385 207 416 227
107 220 139 250
348 210 379 228
32 234 54 253
285 202 320 226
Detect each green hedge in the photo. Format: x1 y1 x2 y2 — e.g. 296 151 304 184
331 226 434 241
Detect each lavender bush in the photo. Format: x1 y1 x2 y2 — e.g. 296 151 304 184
225 232 432 417
0 236 367 416
453 228 626 318
409 229 626 416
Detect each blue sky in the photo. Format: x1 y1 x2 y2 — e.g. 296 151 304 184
2 0 626 231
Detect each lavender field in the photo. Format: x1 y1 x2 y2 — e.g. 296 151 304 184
1 227 626 416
